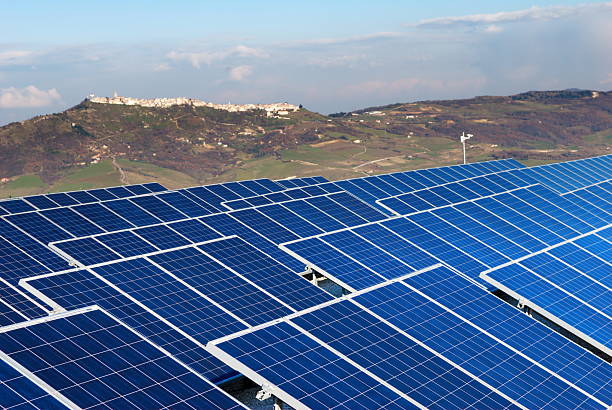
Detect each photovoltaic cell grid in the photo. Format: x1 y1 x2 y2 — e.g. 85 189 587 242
21 268 240 382
0 183 167 214
282 183 610 291
208 266 611 409
222 159 523 212
0 307 245 409
0 358 67 409
481 229 612 356
379 155 612 215
22 237 333 381
50 191 388 272
0 178 292 279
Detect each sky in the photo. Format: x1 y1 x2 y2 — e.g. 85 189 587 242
1 1 611 125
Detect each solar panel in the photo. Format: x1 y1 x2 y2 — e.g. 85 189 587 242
95 231 158 257
199 213 304 272
481 229 612 356
39 208 104 237
103 198 161 227
129 196 187 222
52 237 121 266
208 266 610 409
106 185 135 198
84 188 117 201
156 192 211 217
208 321 417 409
45 192 79 207
23 195 58 210
0 306 245 409
21 269 238 381
65 190 98 204
0 358 69 409
71 203 134 231
199 237 334 311
148 246 294 326
4 213 73 245
133 225 191 250
0 220 70 272
166 219 222 243
0 199 36 214
282 183 609 290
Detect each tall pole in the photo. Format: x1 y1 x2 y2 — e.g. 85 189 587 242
460 132 473 165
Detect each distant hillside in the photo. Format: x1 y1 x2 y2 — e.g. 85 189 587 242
0 90 610 198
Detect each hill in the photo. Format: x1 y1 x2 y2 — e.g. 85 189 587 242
1 89 610 197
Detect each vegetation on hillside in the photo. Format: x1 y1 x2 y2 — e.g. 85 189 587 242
0 89 610 197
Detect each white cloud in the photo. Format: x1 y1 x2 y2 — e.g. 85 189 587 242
484 24 503 33
416 2 612 27
166 45 268 69
0 50 34 66
228 65 253 81
288 32 403 47
153 62 171 72
0 86 62 108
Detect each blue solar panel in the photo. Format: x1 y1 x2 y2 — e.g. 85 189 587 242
355 276 606 408
406 266 611 403
0 199 36 214
149 247 294 326
142 182 168 192
22 269 237 381
45 192 79 207
230 209 299 244
0 236 52 284
103 199 161 226
0 307 244 409
134 225 191 250
185 187 225 211
482 231 612 355
23 195 58 210
257 204 324 237
167 219 221 243
0 279 48 322
85 188 117 201
0 359 67 409
0 220 70 272
104 186 133 198
71 203 134 232
199 213 304 272
40 208 104 237
209 321 415 409
282 200 346 231
92 258 247 341
66 190 98 204
199 237 333 311
5 213 72 245
129 196 186 222
291 300 515 409
156 192 211 217
96 231 157 257
122 184 150 195
52 237 120 266
223 182 257 198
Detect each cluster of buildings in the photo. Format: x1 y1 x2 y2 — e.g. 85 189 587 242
87 93 299 117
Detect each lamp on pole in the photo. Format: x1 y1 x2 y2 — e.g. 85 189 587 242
460 132 473 165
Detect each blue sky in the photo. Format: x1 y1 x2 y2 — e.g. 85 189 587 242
1 1 611 124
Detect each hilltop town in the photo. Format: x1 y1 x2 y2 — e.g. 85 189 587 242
87 93 300 117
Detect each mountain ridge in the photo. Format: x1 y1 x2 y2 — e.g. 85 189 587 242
0 89 610 198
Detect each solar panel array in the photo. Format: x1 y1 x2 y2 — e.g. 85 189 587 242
208 266 611 409
0 306 244 409
0 154 610 409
